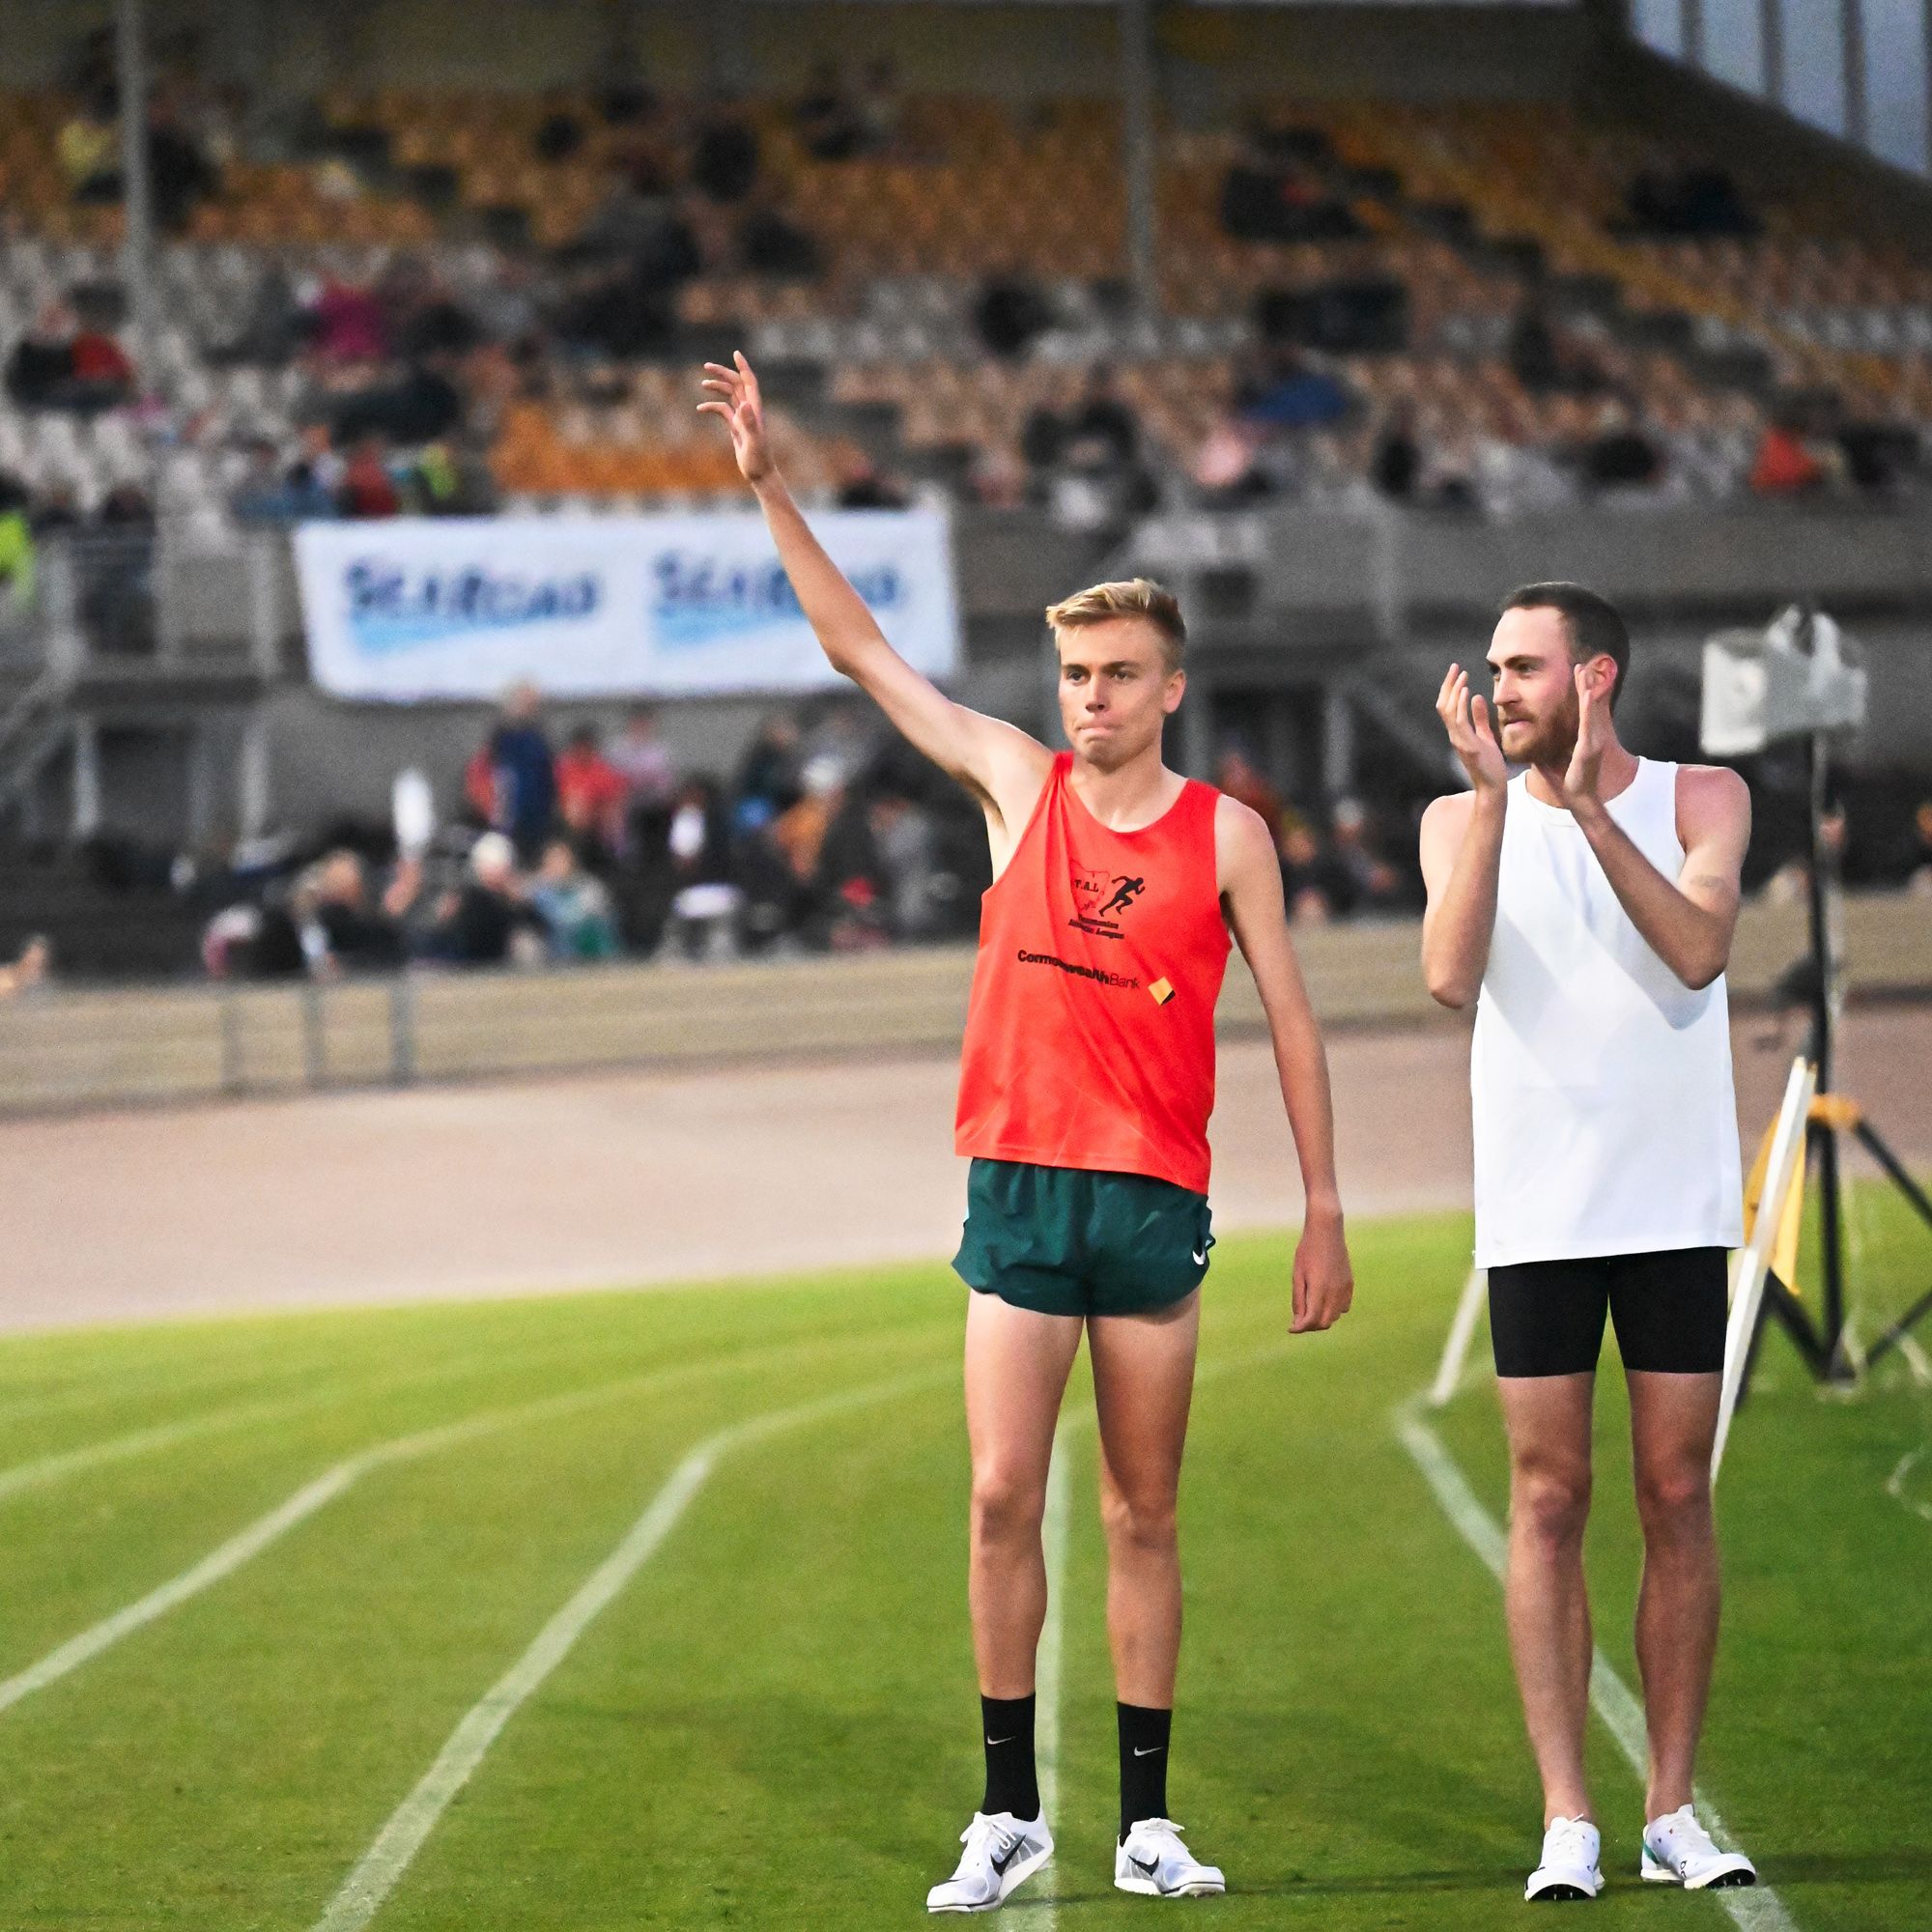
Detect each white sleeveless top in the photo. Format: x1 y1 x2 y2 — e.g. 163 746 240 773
1470 759 1743 1267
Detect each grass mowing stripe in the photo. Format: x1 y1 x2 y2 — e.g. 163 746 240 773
308 1367 951 1932
0 1322 954 1718
1393 1394 1800 1932
0 1399 300 1504
0 1325 805 1505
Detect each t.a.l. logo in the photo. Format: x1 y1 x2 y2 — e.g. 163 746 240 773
1069 862 1146 939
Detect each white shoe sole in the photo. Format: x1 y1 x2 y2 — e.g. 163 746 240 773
1640 1854 1756 1890
1115 1871 1226 1897
927 1842 1053 1914
1524 1866 1604 1902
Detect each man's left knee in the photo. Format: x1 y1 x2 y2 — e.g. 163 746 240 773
1635 1460 1713 1535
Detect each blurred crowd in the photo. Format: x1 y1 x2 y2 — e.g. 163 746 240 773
197 686 992 981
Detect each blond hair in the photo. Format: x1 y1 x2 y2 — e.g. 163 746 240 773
1044 577 1186 672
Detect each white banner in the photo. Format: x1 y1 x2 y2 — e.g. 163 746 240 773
294 510 960 701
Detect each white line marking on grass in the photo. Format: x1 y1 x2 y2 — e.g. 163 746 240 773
1394 1395 1799 1932
0 1399 298 1504
0 1324 950 1719
308 1368 945 1932
1885 1445 1932 1524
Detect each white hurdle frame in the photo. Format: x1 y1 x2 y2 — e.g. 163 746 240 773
1711 1055 1816 1481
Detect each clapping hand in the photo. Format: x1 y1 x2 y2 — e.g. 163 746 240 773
1561 662 1612 810
1436 664 1506 794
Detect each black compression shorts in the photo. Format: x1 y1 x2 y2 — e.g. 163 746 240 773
1488 1247 1729 1378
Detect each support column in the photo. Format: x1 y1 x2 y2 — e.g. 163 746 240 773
72 717 102 838
1120 0 1159 321
239 706 270 838
117 0 159 383
1321 687 1356 801
1843 0 1869 150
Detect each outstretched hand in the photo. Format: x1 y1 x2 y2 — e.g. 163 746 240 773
1435 664 1506 794
696 351 776 486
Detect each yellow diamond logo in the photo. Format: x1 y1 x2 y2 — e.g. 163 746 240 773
1150 978 1175 1006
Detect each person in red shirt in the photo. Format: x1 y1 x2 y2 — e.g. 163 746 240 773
702 354 1353 1909
554 724 629 864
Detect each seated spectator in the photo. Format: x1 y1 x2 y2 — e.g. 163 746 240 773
1322 797 1408 917
580 163 668 259
6 301 133 413
418 833 542 967
1579 402 1663 493
335 433 403 519
1369 405 1421 501
866 789 941 939
57 90 122 203
798 62 865 162
97 483 156 529
974 273 1053 360
1219 119 1362 242
738 201 823 279
611 705 678 843
1624 165 1759 240
1507 294 1611 399
554 724 628 862
0 473 36 609
855 58 905 156
1749 412 1833 497
1235 346 1354 432
731 714 803 832
1259 276 1408 355
529 838 619 959
146 92 218 234
835 452 911 509
308 273 389 365
692 99 760 202
1214 749 1285 846
306 850 406 973
532 92 585 162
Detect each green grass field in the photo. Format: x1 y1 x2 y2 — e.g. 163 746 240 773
1 1197 1927 1930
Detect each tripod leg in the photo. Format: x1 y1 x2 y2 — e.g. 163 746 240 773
1853 1121 1932 1232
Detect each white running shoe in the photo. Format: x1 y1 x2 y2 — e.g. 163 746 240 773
925 1810 1053 1914
1640 1805 1757 1889
1524 1815 1605 1901
1114 1817 1227 1897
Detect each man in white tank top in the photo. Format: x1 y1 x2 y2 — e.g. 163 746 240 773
1418 583 1759 1903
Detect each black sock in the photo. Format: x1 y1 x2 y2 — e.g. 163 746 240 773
1118 1702 1173 1839
980 1693 1039 1820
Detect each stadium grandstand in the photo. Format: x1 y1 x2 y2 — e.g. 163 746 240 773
2 0 1931 999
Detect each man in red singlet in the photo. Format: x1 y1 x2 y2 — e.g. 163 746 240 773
701 354 1354 1912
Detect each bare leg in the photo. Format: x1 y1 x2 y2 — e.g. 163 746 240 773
1626 1370 1722 1820
963 1292 1085 1698
1497 1373 1597 1825
1089 1292 1200 1708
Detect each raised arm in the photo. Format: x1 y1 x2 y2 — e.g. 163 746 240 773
1419 663 1508 1009
698 355 1049 823
1218 797 1353 1334
1561 671 1750 989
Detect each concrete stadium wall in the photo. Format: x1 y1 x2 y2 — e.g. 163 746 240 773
2 893 1924 1118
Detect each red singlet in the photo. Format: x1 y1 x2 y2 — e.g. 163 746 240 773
954 753 1231 1194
